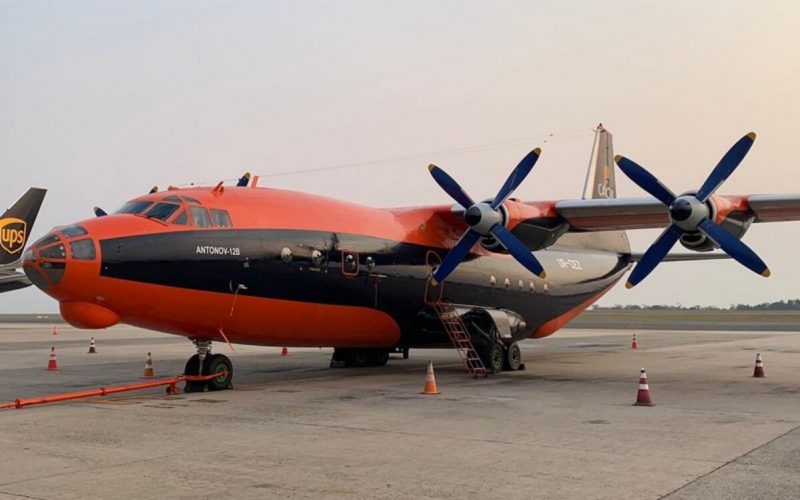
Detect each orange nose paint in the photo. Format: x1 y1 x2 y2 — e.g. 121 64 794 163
60 301 120 329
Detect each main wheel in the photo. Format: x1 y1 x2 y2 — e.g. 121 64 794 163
184 354 207 393
503 342 522 371
369 350 390 366
206 354 234 391
481 343 504 374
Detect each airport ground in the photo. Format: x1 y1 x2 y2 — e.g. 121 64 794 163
1 321 800 499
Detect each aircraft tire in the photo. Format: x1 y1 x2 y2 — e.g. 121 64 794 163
503 342 522 371
370 350 390 366
481 343 504 374
183 354 206 393
206 354 234 391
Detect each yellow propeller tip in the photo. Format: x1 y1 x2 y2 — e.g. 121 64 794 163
538 271 547 279
243 172 251 178
614 155 622 164
533 147 542 155
427 164 437 172
762 268 771 278
625 281 634 289
747 131 757 141
430 277 439 286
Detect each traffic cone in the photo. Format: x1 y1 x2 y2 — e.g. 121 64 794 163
631 334 639 349
46 346 58 371
142 352 154 378
281 346 289 357
421 361 441 395
52 326 58 336
87 337 97 354
753 353 766 378
634 368 653 406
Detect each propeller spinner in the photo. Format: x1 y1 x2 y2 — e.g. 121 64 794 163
428 148 545 285
615 132 769 288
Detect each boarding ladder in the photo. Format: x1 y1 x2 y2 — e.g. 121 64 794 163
431 302 487 378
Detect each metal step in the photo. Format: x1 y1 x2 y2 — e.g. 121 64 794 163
432 302 487 378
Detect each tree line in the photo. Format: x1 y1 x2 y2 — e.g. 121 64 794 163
592 299 800 311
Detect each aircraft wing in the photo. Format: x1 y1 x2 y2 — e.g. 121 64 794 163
0 268 31 293
550 194 800 232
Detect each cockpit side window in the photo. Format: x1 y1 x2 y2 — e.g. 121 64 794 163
181 196 201 204
210 209 233 228
190 207 213 228
172 210 189 226
163 195 182 202
115 200 154 215
144 203 180 222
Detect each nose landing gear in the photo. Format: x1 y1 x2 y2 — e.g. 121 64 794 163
184 340 234 392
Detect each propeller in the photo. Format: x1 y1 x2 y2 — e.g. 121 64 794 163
93 206 107 217
428 148 545 284
615 132 769 288
236 172 251 187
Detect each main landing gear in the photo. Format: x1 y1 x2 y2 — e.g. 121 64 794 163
330 348 390 368
184 340 234 392
477 341 524 374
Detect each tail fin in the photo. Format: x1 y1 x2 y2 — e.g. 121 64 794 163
0 188 46 265
581 125 630 253
582 124 617 200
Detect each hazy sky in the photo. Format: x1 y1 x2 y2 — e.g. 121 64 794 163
2 0 799 313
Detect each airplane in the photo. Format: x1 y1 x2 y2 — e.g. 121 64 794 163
0 188 46 293
20 125 800 391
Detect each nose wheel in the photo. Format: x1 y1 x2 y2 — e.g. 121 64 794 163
184 340 234 392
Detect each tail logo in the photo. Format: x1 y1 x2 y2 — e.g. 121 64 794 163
0 218 27 255
596 164 615 198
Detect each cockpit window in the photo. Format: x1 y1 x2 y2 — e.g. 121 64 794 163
163 195 182 202
210 209 233 228
60 225 88 238
144 203 180 222
172 210 188 225
70 239 96 260
115 200 153 215
34 233 61 248
190 207 213 228
181 196 201 204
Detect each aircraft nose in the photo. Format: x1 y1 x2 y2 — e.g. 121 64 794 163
22 224 97 292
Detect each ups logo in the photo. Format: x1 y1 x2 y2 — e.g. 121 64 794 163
0 218 27 255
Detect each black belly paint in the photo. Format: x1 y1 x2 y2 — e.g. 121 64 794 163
99 229 630 347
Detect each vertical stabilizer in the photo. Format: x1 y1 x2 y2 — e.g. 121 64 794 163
0 188 46 265
582 124 617 200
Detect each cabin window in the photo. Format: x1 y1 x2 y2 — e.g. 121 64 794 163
190 207 213 228
70 238 96 260
144 203 180 222
115 200 153 215
172 210 188 226
210 209 233 228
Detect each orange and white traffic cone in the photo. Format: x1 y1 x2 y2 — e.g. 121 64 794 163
142 352 154 378
421 361 441 395
631 334 639 349
281 346 289 357
52 326 58 336
634 368 653 406
88 337 97 354
753 353 766 378
46 346 58 371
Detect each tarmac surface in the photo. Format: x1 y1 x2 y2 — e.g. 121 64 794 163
1 323 800 499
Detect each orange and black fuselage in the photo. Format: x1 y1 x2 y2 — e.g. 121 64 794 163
23 186 630 348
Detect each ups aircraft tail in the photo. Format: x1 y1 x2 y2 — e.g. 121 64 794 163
0 188 46 266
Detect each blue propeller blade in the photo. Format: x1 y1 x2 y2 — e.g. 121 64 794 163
93 206 107 217
432 230 481 284
490 224 546 278
491 148 541 209
698 219 770 277
626 225 683 288
696 132 756 202
615 155 676 206
428 164 474 209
